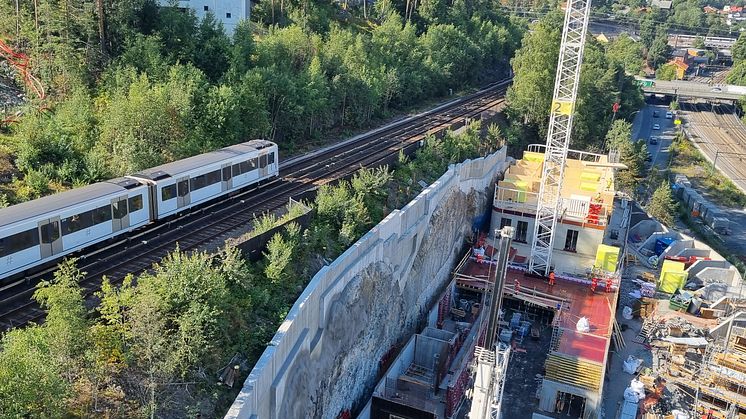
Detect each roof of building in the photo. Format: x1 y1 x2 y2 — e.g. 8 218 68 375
0 178 139 229
651 0 673 9
670 59 690 70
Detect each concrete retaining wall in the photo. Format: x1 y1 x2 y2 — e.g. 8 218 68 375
226 148 509 419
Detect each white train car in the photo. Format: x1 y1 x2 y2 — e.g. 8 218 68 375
129 140 279 219
0 178 151 280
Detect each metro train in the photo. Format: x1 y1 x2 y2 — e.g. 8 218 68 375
0 140 279 281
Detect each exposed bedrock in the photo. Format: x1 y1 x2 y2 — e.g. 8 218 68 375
227 148 509 419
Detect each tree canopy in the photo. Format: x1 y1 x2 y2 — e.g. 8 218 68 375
0 0 523 203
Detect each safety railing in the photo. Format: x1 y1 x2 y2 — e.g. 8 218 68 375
494 186 611 226
526 144 606 162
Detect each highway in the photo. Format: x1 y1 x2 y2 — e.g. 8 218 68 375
631 104 675 170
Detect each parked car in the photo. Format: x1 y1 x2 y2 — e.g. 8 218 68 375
665 112 673 119
711 87 722 92
652 124 661 130
645 153 653 162
649 137 659 145
653 110 660 118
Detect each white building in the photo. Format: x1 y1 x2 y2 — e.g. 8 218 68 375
161 0 250 36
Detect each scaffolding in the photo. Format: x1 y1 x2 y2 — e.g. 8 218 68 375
529 0 593 276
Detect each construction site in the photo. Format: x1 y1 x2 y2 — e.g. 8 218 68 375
357 0 746 416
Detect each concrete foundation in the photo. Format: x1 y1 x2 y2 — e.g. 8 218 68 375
226 148 510 419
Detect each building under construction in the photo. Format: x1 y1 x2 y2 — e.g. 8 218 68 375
359 145 628 419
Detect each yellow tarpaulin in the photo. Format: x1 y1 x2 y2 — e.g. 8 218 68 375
581 181 598 191
581 171 601 181
523 151 545 163
659 260 687 293
594 244 620 273
513 180 528 203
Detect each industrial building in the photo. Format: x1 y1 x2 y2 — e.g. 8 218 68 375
159 0 250 35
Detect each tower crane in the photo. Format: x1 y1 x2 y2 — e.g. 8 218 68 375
528 0 593 277
469 3 594 418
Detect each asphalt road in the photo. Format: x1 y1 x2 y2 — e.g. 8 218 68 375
631 104 675 180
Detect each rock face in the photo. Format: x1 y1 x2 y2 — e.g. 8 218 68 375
227 149 509 419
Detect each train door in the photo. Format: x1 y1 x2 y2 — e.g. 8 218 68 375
111 197 130 232
221 164 232 192
176 177 190 208
38 217 62 259
259 154 268 178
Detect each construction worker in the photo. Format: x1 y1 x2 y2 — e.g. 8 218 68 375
590 277 598 294
514 278 521 294
605 278 612 293
548 271 556 291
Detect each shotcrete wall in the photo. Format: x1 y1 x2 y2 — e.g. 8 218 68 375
226 148 510 419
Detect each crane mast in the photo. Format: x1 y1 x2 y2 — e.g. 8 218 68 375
528 0 593 276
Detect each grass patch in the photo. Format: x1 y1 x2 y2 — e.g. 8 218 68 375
669 135 746 208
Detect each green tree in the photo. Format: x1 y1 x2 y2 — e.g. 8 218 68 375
648 181 677 226
656 63 678 80
647 32 671 70
506 11 562 131
733 32 746 63
605 33 644 75
692 36 705 49
193 13 231 82
228 19 256 80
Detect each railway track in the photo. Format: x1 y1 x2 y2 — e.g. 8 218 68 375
682 103 746 190
0 79 511 330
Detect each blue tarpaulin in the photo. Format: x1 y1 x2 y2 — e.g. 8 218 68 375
655 237 675 256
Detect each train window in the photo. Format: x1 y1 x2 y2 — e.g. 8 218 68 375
232 164 240 177
206 170 221 185
239 160 250 174
178 180 189 197
0 228 40 257
259 154 268 169
222 166 232 181
93 205 112 224
113 200 128 219
62 211 94 235
129 195 143 212
162 184 176 201
190 175 206 191
40 221 60 243
268 152 275 164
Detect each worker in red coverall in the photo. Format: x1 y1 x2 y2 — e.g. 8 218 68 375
548 271 556 291
514 278 521 294
590 277 598 294
605 278 612 293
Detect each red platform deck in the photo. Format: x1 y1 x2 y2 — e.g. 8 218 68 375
458 251 613 364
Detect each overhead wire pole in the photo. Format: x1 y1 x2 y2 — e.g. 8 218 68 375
528 0 593 276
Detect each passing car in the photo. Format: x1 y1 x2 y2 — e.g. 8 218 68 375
645 153 653 162
652 124 661 130
653 110 660 118
665 112 673 119
649 137 659 145
711 87 722 92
